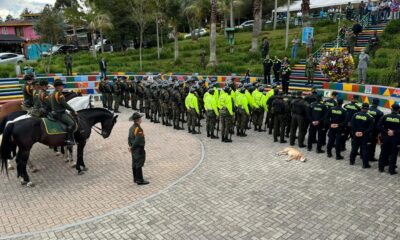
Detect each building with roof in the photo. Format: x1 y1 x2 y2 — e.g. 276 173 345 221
0 13 40 41
275 0 367 13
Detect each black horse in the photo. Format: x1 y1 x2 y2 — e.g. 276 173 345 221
0 91 84 163
1 108 118 186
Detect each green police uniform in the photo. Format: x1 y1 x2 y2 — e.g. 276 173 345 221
99 80 107 108
50 86 76 145
112 80 121 112
306 57 317 85
22 82 33 109
31 85 42 117
128 113 148 185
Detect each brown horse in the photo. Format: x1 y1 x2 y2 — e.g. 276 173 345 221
0 100 23 123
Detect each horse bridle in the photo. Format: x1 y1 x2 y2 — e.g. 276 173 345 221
92 125 103 136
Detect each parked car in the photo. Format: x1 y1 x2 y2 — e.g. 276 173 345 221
90 39 113 52
42 45 79 56
235 20 255 29
184 28 208 39
0 53 25 65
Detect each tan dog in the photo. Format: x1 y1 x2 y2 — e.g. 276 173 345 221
276 147 306 162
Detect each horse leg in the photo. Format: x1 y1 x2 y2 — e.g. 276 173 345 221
76 141 87 175
66 146 75 167
7 146 17 170
53 146 61 156
16 149 34 187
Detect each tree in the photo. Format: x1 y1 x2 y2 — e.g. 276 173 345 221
184 0 210 40
250 0 262 52
129 0 154 71
218 0 244 29
92 14 113 53
209 0 217 67
34 4 65 73
5 14 13 22
301 0 310 26
165 0 182 62
20 8 32 18
57 0 85 38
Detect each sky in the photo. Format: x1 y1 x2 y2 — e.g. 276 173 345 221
0 0 55 20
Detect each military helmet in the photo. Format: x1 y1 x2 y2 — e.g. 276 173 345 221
361 103 369 110
24 74 34 81
240 87 246 94
296 91 303 97
258 86 264 92
190 86 197 93
224 86 231 92
39 79 49 86
337 98 344 105
208 88 215 94
53 79 64 87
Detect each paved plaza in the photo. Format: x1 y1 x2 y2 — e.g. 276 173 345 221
1 107 400 240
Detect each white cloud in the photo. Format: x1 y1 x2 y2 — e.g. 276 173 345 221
0 0 56 19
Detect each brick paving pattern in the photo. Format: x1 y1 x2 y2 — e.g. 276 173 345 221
1 106 400 239
0 108 200 238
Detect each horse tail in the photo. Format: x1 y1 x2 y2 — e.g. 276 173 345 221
0 116 7 135
1 121 15 174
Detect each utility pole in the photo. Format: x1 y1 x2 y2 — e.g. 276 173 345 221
273 0 278 30
285 0 290 50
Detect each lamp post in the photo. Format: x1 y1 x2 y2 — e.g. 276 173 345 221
285 0 290 50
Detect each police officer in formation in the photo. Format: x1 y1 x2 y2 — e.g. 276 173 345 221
120 77 399 176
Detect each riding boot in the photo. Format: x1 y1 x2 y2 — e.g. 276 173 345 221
66 127 76 146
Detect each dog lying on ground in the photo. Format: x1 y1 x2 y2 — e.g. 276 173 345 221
276 147 306 162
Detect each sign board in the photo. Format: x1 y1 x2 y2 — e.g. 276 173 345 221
365 85 372 94
302 27 314 44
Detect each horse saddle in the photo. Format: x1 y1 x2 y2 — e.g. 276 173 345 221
42 118 78 135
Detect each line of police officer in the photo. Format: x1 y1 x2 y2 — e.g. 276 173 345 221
100 75 399 176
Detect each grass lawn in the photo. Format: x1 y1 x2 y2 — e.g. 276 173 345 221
0 20 349 78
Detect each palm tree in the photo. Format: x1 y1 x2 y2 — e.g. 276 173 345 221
165 0 182 62
217 0 243 28
301 0 310 26
183 0 210 40
250 0 262 52
89 13 113 54
209 0 217 67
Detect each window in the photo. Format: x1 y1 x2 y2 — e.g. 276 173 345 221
1 27 7 34
3 54 17 59
15 27 24 37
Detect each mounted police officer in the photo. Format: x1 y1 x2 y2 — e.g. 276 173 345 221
50 80 77 145
22 74 34 110
30 79 42 117
39 79 51 116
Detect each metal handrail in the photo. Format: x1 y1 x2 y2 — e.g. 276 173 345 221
360 12 371 29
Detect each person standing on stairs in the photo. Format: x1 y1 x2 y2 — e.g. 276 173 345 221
273 56 282 84
358 50 369 84
306 55 317 86
291 34 299 59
